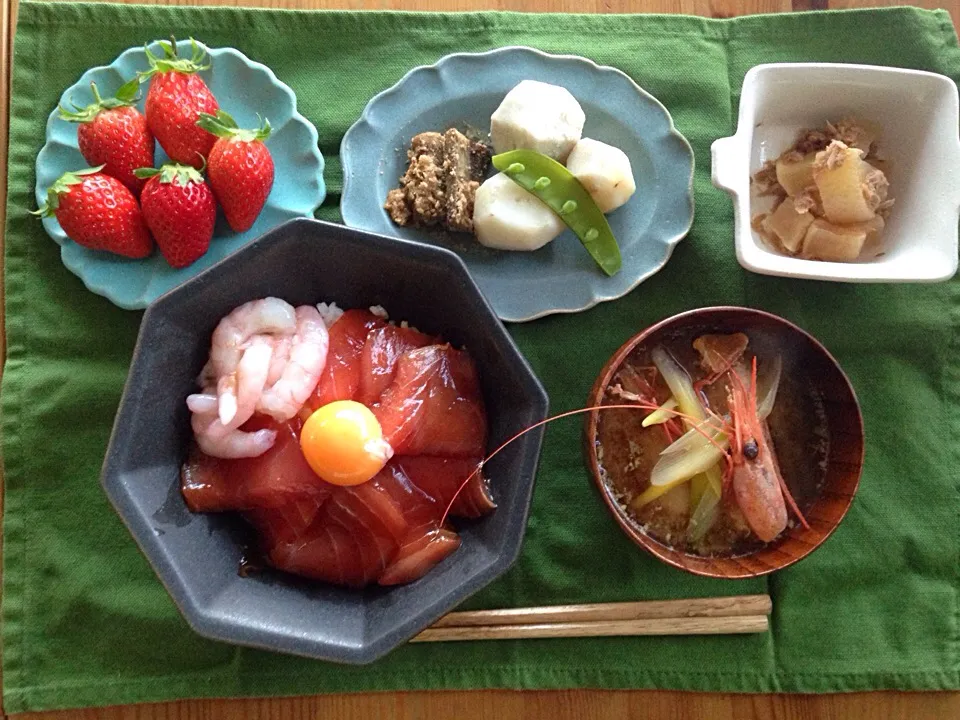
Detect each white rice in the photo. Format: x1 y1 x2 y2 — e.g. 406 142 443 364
316 302 398 329
315 302 344 328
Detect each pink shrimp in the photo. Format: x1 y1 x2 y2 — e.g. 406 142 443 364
729 437 788 542
216 337 274 428
257 305 330 421
187 392 277 459
725 357 791 542
266 336 292 387
208 297 297 427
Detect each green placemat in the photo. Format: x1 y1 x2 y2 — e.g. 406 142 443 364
4 2 960 713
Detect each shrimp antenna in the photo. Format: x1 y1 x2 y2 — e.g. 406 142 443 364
439 401 720 526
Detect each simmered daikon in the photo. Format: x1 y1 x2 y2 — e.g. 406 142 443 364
751 120 894 263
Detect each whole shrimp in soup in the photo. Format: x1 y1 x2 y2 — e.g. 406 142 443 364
258 305 330 421
702 335 788 543
729 421 788 543
603 331 812 556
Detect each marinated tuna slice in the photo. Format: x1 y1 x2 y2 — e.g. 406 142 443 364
324 497 397 585
250 498 390 588
251 461 454 588
243 496 326 545
337 476 410 545
324 479 411 555
394 455 495 518
181 418 332 512
308 309 384 410
366 462 439 529
379 528 462 586
356 324 436 406
374 345 487 457
262 519 359 586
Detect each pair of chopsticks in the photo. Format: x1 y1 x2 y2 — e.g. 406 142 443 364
410 594 771 643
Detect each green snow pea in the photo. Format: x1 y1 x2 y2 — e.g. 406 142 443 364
491 149 622 276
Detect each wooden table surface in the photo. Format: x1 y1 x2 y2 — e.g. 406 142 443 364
1 0 958 718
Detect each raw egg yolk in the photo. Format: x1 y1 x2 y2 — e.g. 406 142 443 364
300 400 393 486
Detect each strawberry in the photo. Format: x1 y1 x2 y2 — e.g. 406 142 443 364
34 167 153 258
59 79 155 195
135 163 216 268
139 38 219 169
197 110 275 232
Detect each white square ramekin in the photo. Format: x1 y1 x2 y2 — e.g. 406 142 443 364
711 63 960 283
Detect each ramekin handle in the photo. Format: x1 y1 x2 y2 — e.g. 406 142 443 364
711 135 745 195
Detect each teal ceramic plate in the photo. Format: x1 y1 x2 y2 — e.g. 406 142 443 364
340 47 694 323
36 39 326 310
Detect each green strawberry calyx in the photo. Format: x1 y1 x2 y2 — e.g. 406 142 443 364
135 163 206 187
196 110 271 143
32 165 106 217
58 78 141 124
138 36 210 81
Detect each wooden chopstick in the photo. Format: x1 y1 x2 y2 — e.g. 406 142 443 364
429 594 771 627
410 594 771 643
411 614 768 642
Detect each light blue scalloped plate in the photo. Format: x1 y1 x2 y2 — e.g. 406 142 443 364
36 40 326 310
340 46 694 323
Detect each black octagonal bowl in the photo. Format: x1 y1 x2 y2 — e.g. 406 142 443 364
101 218 549 664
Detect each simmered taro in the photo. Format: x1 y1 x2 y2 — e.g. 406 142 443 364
595 328 828 557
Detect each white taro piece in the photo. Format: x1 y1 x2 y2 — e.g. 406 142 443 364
490 80 586 162
472 173 566 251
565 138 637 213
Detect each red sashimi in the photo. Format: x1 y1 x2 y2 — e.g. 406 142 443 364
255 494 395 588
324 497 397 585
393 456 495 519
181 417 332 512
374 345 487 457
379 529 461 586
331 463 444 555
325 483 405 555
264 520 357 587
243 495 326 546
308 309 385 411
371 463 465 585
356 324 436 406
251 461 473 587
337 477 409 544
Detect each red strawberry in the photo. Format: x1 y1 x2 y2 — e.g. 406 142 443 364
135 163 216 268
140 39 218 169
34 167 153 258
59 79 155 195
197 110 275 232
